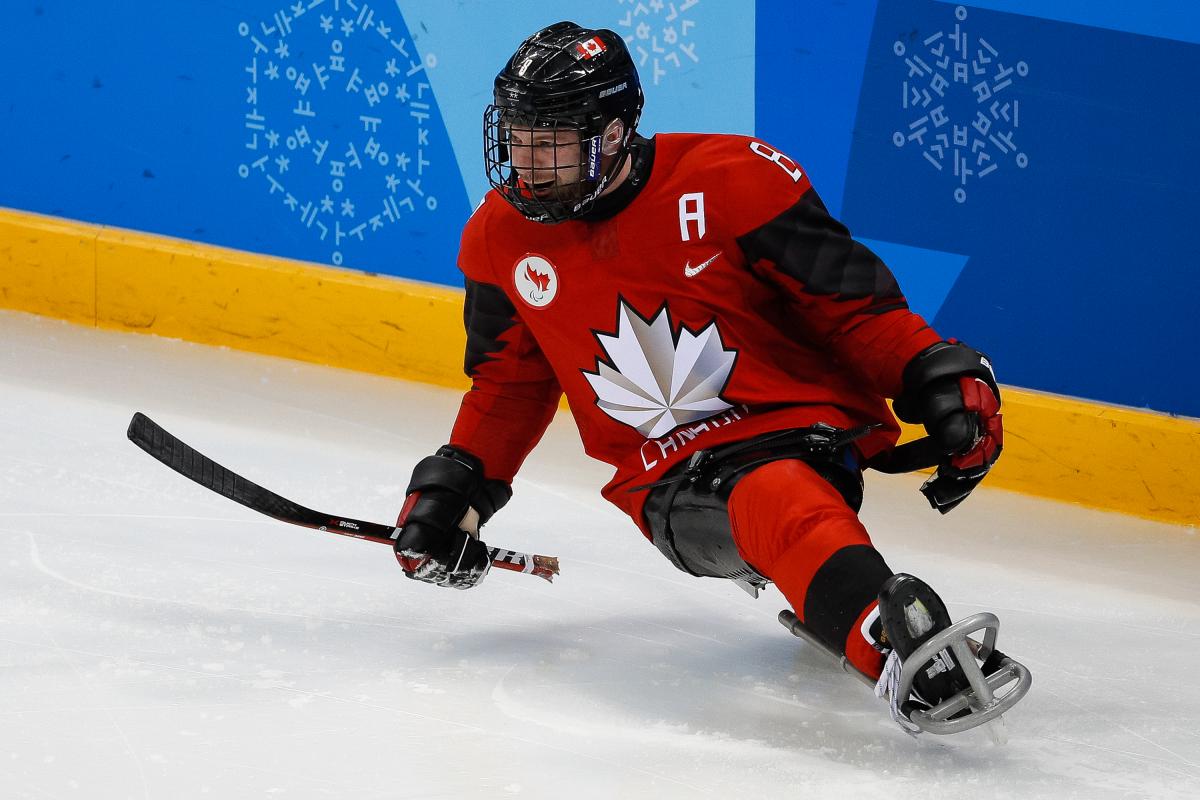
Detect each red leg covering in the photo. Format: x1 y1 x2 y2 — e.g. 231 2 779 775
727 459 886 680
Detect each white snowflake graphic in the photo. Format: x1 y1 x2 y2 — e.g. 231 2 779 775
615 0 700 86
236 8 440 265
892 4 1030 203
583 302 736 439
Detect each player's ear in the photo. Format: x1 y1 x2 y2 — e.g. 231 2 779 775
601 119 625 156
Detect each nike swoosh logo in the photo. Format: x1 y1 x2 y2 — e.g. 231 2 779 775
684 252 721 278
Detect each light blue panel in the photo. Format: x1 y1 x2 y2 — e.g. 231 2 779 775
934 0 1200 45
858 238 969 321
397 1 756 207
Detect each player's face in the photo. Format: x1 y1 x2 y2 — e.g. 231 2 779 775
506 126 585 198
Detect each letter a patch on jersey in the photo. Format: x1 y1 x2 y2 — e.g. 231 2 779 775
679 192 706 241
583 301 737 439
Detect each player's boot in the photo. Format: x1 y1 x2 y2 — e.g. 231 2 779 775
875 574 969 723
873 573 1032 735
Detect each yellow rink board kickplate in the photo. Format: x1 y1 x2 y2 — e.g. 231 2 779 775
3 206 1197 526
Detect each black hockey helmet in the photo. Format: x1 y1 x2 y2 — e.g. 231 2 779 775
484 21 644 223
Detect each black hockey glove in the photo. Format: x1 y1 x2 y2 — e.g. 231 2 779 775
894 342 1004 513
394 446 512 590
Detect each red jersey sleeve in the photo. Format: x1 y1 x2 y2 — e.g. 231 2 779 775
448 204 563 483
729 140 942 398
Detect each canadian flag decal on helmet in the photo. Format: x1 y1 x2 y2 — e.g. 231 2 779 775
576 37 607 59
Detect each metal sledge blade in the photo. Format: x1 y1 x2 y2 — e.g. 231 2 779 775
778 609 877 689
895 612 1032 735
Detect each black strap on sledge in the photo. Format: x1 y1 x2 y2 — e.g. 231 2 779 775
630 423 946 495
630 423 880 494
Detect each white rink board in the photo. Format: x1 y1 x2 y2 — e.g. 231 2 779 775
1 309 1197 800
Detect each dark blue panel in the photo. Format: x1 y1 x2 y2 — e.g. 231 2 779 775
842 1 1200 415
935 0 1200 45
0 2 469 284
755 0 879 216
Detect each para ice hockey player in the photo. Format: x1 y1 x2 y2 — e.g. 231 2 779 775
392 21 1029 735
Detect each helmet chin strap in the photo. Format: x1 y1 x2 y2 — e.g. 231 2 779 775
570 173 612 214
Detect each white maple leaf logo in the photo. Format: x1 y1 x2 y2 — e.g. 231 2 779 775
583 302 737 439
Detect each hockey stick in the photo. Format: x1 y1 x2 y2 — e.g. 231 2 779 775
126 412 559 582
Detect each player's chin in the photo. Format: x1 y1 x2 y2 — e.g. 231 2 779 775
558 176 593 194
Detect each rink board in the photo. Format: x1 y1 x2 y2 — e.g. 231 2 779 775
3 206 1197 526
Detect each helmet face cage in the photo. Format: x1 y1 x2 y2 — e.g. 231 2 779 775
484 106 623 224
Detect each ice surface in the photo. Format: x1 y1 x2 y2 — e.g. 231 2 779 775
1 309 1197 799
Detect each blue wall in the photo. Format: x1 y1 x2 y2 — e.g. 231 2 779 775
3 2 1198 417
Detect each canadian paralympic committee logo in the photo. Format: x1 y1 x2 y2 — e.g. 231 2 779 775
237 3 441 266
892 5 1029 203
614 0 701 86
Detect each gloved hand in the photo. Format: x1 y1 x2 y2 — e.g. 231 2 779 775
893 342 1003 513
394 446 512 589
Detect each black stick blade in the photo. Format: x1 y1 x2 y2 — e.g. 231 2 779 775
127 412 328 529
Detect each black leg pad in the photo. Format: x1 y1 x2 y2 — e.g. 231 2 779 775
802 545 892 652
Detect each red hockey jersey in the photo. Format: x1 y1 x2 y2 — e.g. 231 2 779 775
449 133 942 537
